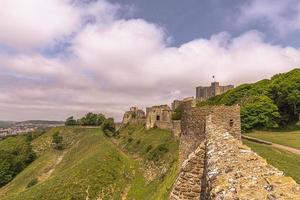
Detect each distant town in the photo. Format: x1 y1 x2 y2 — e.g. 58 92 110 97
0 121 64 140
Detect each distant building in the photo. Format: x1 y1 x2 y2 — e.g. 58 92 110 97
172 97 196 110
122 107 146 125
196 82 234 101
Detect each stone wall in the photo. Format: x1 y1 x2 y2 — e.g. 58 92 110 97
172 120 181 139
204 116 300 199
170 114 300 199
169 143 206 200
122 107 146 126
179 105 241 166
196 82 234 101
145 105 172 129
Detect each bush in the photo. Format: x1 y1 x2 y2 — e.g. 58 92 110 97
65 116 77 126
148 144 169 161
146 145 153 152
27 178 38 188
102 118 116 137
127 137 133 143
0 137 36 187
52 131 63 150
136 140 141 145
172 107 183 120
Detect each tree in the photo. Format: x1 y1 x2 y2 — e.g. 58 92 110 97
241 95 281 131
52 131 63 150
96 114 106 126
65 116 77 126
0 137 36 187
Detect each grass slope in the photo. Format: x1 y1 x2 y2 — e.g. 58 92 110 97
245 130 300 149
243 140 300 183
0 126 179 200
113 125 179 200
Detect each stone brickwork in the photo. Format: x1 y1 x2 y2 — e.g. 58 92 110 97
122 107 146 126
170 114 300 200
169 143 205 200
179 105 241 166
204 116 300 199
145 105 172 129
196 82 234 101
172 97 196 110
172 120 181 139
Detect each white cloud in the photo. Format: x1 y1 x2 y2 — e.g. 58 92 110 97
0 0 127 50
0 0 80 49
238 0 300 35
0 0 300 121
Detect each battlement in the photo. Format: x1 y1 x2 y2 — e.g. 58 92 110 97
196 82 234 101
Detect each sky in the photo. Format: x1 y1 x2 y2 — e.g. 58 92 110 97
0 0 300 121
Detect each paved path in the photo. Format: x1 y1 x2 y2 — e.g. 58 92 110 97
242 135 300 155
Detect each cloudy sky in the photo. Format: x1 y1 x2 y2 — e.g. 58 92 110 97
1 0 300 121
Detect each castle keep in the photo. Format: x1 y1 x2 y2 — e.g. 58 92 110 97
196 81 234 101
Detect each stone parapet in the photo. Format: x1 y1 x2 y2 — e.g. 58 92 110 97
204 116 300 199
170 114 300 199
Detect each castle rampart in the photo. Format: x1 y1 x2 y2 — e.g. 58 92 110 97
170 114 300 200
179 105 241 166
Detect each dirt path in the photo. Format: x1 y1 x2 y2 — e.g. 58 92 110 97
242 135 300 155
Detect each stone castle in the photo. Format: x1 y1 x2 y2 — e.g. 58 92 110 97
196 81 234 101
121 82 300 199
122 97 196 138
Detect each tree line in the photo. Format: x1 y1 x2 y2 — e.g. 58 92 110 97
198 68 300 131
65 112 116 136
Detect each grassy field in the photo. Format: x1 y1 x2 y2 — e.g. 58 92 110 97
0 126 179 200
243 140 300 183
245 130 300 149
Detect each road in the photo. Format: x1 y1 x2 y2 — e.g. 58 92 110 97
242 135 300 155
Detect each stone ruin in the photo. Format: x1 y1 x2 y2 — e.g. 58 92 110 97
145 104 173 129
122 97 196 138
170 106 300 200
122 107 146 126
121 101 300 199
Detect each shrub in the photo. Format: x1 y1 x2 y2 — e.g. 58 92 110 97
172 107 183 120
102 118 116 137
148 144 169 161
127 137 133 143
27 178 38 188
146 145 153 152
52 131 63 150
65 116 77 126
0 137 36 187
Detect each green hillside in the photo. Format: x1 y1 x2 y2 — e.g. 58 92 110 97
199 68 300 130
243 140 300 183
0 126 179 200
